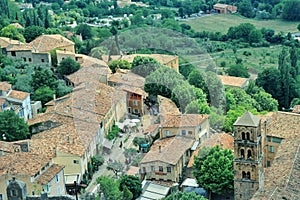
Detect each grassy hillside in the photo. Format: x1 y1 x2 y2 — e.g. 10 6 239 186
182 14 299 34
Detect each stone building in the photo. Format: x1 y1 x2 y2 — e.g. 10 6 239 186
233 111 264 200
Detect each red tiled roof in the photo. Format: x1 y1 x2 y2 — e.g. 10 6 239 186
217 75 248 88
0 82 12 91
8 90 29 100
161 114 209 128
140 136 194 165
108 71 145 89
35 164 64 185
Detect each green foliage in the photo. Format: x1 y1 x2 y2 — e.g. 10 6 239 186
225 87 257 111
76 23 93 40
0 110 30 142
209 106 225 130
0 25 25 42
119 175 142 200
179 58 195 79
238 0 254 18
108 60 131 73
123 148 138 161
106 125 120 141
193 145 234 195
162 191 207 200
132 137 147 147
91 155 104 171
96 176 123 200
227 23 257 43
107 161 123 177
14 74 33 93
226 64 250 78
282 0 300 21
56 80 72 98
185 99 210 114
33 86 55 105
23 26 45 43
57 57 80 76
253 91 279 112
188 69 208 95
206 72 226 111
31 68 58 91
122 186 133 200
131 56 162 77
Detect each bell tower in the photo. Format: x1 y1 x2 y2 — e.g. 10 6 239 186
233 111 264 200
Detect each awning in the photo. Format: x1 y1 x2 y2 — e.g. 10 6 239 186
191 141 199 151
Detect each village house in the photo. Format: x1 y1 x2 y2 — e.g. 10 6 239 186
251 111 300 199
217 75 249 89
108 70 148 117
213 3 237 14
26 82 127 190
0 152 66 198
186 132 234 178
0 82 32 121
139 136 194 183
0 37 22 55
159 114 210 142
103 54 179 72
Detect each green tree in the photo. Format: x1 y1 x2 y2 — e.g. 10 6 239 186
282 0 300 21
238 0 254 18
0 25 25 42
33 86 55 105
188 69 209 95
56 80 72 98
256 67 282 101
193 145 234 197
253 91 279 111
23 26 46 43
209 106 225 130
162 191 207 200
31 68 58 91
226 64 250 78
14 74 33 93
96 176 123 200
57 57 80 76
206 72 226 111
0 110 30 142
132 137 147 147
108 60 131 73
248 29 263 43
76 23 93 40
185 99 210 114
119 175 142 200
131 56 162 77
122 186 133 200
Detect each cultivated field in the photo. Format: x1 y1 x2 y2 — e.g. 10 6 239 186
182 14 299 34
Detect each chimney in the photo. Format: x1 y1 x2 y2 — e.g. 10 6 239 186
159 145 161 153
53 94 56 100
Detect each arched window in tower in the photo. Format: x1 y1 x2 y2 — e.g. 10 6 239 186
246 132 250 140
242 171 246 179
241 149 245 158
242 132 245 140
247 172 251 179
247 149 252 159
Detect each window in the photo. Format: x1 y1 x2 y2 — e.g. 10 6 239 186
29 58 32 62
133 100 138 106
240 149 245 158
73 160 79 164
247 172 251 179
41 59 45 62
269 146 274 153
164 130 170 137
57 186 61 195
272 137 282 143
0 194 3 200
43 184 50 192
267 136 271 142
246 132 250 140
151 166 155 172
181 130 186 136
142 167 146 173
242 171 246 178
56 174 59 183
247 150 252 159
242 132 245 140
267 160 271 167
159 166 163 172
11 51 16 56
23 57 26 62
188 131 193 135
11 190 17 197
167 167 171 173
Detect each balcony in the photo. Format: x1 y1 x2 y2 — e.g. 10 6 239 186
155 171 166 176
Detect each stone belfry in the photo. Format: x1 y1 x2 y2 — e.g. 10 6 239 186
233 111 264 200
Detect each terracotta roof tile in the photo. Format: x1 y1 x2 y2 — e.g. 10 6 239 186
217 75 249 88
108 71 145 89
0 82 12 91
0 37 22 48
144 124 159 135
140 136 194 165
126 166 140 176
107 54 177 65
158 95 180 115
0 141 20 153
0 152 51 176
29 34 74 53
8 90 29 100
35 164 64 185
7 44 32 51
292 105 300 114
187 133 234 167
161 114 209 128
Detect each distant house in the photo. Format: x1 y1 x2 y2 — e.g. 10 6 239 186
0 152 66 198
139 136 194 183
103 54 179 72
0 82 32 121
160 114 210 142
217 75 249 88
0 37 22 55
10 23 24 29
213 3 237 14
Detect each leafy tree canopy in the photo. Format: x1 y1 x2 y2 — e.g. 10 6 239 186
193 145 234 195
23 25 46 43
0 24 25 42
57 57 80 76
119 175 142 199
108 60 131 73
131 56 163 77
0 110 30 142
226 64 250 78
282 0 300 21
162 191 207 200
32 86 55 105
